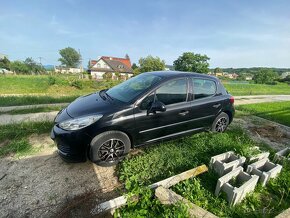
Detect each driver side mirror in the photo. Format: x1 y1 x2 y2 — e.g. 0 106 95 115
147 101 166 115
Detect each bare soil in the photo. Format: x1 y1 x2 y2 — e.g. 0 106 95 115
0 134 121 218
232 115 290 151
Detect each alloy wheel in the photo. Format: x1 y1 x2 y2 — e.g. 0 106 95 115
98 139 125 162
215 117 228 132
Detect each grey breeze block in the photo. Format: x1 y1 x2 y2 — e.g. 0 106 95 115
247 158 282 186
215 166 259 206
248 152 270 163
274 147 290 162
210 151 246 176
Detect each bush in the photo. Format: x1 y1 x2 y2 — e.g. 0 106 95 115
69 79 83 89
48 76 56 85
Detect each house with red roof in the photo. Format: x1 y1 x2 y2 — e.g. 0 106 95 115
88 55 133 80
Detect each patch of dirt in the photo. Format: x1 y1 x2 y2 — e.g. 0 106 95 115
232 116 290 151
249 125 289 143
0 134 121 218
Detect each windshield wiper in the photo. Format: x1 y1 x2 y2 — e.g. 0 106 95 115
99 90 107 100
105 91 114 100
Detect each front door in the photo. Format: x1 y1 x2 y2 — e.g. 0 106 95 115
134 78 193 145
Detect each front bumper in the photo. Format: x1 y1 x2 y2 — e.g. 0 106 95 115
51 125 92 162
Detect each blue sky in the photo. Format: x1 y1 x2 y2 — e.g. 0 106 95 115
1 0 290 68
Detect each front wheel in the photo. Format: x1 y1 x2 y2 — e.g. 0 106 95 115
89 131 131 166
211 112 229 133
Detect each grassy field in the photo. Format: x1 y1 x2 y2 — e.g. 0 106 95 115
223 82 290 96
0 121 53 157
0 75 119 95
236 101 290 126
116 128 289 217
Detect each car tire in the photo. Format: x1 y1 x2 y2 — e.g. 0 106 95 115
211 112 229 133
89 131 131 166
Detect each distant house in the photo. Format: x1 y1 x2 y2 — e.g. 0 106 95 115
88 55 133 80
54 67 82 74
165 65 174 71
281 72 290 79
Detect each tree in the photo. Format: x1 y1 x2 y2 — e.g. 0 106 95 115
138 55 165 73
58 47 81 68
253 69 278 84
10 61 30 74
214 67 223 74
173 52 210 73
24 57 45 74
0 57 10 70
131 63 138 70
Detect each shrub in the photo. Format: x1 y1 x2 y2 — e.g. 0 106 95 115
69 79 83 89
48 76 56 85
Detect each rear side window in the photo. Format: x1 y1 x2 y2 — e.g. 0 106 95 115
192 78 216 99
155 79 187 105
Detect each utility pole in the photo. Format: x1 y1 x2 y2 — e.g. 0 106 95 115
38 57 43 65
78 49 83 72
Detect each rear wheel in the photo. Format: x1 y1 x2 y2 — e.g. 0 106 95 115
89 131 131 166
211 112 229 133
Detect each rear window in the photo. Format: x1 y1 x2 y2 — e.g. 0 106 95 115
192 78 216 99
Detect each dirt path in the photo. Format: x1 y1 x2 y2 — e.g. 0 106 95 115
0 103 68 112
0 111 58 125
235 95 290 105
0 95 289 125
0 135 120 218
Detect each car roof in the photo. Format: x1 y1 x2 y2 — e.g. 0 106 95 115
145 71 218 80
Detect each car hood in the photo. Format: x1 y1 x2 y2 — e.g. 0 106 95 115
66 92 112 118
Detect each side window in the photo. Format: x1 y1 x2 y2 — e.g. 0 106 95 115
156 79 187 105
140 92 155 110
192 78 216 99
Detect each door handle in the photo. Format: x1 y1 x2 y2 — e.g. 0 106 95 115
213 104 221 108
179 110 189 116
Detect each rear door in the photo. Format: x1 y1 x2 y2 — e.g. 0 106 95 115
134 77 193 144
189 77 225 128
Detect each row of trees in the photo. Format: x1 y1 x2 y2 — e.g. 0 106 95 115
0 57 45 74
134 52 210 74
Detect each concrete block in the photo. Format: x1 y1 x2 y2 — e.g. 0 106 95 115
274 147 290 162
155 186 218 218
215 166 259 206
249 152 270 163
210 151 246 176
247 158 282 186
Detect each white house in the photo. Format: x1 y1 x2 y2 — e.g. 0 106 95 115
54 67 82 74
89 55 133 80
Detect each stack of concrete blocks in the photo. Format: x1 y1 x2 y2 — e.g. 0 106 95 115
247 158 282 186
215 167 259 206
274 147 290 162
210 151 246 176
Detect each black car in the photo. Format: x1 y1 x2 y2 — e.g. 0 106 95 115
51 71 235 166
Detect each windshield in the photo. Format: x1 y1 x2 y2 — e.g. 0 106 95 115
106 73 162 103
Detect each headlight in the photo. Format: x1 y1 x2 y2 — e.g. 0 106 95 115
59 115 103 131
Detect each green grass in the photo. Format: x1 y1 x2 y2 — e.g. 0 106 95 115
0 106 63 115
0 74 120 95
236 101 290 126
0 121 53 157
0 95 77 106
118 127 263 186
117 128 288 217
223 82 290 96
172 162 290 217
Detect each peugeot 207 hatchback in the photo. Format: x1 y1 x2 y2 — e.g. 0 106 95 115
51 71 235 166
